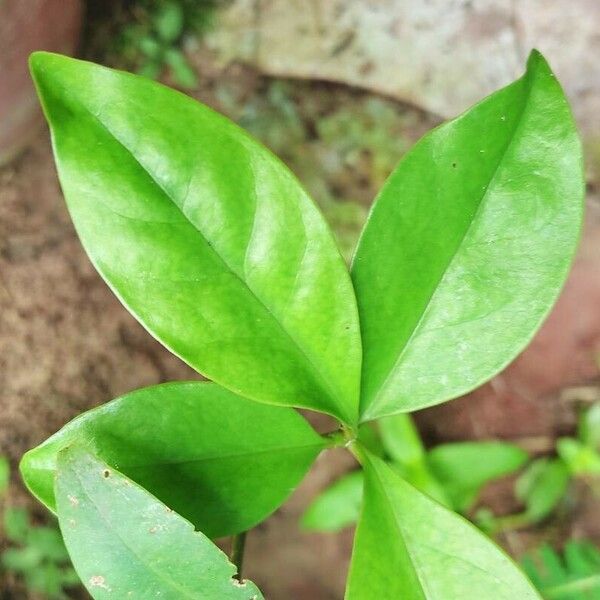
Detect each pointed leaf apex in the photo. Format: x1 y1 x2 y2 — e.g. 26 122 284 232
526 48 551 76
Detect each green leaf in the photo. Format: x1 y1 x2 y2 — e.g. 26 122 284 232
556 438 600 476
30 52 361 425
55 446 263 599
377 414 450 506
389 461 451 508
138 36 163 60
21 382 325 538
516 458 570 522
301 460 451 533
352 50 584 421
25 562 69 598
301 470 363 532
4 507 30 543
0 455 8 496
427 441 528 512
378 413 425 465
136 59 162 80
27 526 70 562
154 1 184 43
356 423 385 458
521 541 600 600
164 48 199 89
2 546 42 572
345 451 541 599
578 403 600 451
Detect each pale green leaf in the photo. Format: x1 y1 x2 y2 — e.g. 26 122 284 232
516 458 570 522
55 447 263 599
378 413 425 465
427 441 528 511
301 470 363 532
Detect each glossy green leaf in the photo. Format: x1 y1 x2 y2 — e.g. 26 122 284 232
21 382 325 538
427 441 528 511
55 447 263 599
352 50 584 421
30 52 361 425
346 451 541 599
301 470 363 532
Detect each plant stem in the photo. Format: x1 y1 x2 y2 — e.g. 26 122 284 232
230 531 247 581
322 429 346 448
487 513 533 534
348 439 366 465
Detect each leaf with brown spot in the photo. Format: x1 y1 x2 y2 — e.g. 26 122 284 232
55 446 264 599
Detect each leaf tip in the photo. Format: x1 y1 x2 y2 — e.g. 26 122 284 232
525 48 552 77
29 51 56 81
18 450 30 481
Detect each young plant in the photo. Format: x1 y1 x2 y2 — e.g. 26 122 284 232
1 458 79 599
521 541 600 599
115 0 216 89
302 413 528 532
479 403 600 534
21 49 583 598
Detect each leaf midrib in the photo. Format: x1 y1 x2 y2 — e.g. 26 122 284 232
366 462 429 600
110 441 325 470
55 91 352 423
364 71 535 419
369 460 523 599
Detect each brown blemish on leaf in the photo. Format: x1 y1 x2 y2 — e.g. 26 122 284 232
89 575 110 590
102 469 110 478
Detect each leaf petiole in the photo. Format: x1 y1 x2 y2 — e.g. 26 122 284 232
322 424 358 449
230 531 247 582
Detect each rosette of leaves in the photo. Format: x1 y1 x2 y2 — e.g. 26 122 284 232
21 49 583 598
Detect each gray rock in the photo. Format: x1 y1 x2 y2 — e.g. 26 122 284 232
206 0 600 139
